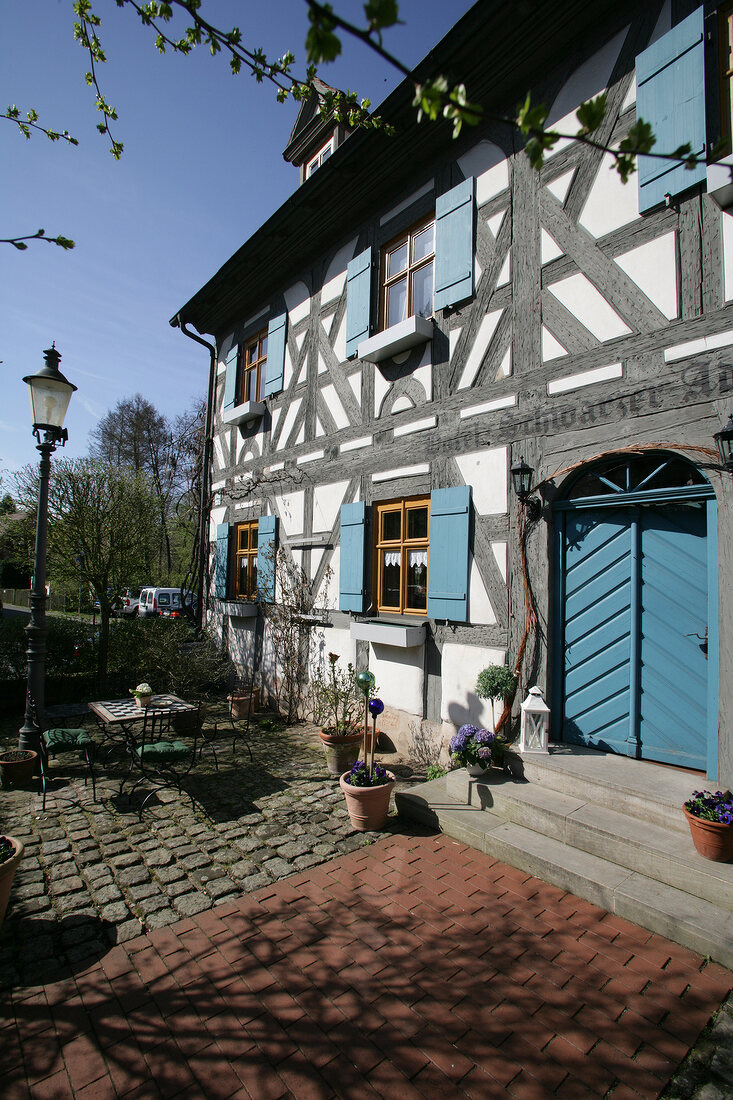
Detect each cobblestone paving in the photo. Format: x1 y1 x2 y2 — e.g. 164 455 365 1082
0 709 421 990
1 705 731 1097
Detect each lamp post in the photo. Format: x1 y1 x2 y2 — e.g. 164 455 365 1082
18 345 76 753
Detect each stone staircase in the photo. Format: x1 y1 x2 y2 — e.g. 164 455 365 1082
395 745 733 967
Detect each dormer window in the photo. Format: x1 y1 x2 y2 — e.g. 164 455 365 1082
306 137 334 178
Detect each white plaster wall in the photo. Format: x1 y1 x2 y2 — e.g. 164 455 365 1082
285 281 310 325
541 229 563 264
611 232 673 319
275 491 304 537
228 617 257 672
322 546 340 609
468 555 497 626
313 480 349 533
369 643 423 716
414 355 432 401
321 383 349 429
347 370 361 407
374 368 391 418
213 434 226 472
492 542 507 582
578 151 640 237
455 447 507 515
547 27 627 127
283 346 294 389
724 212 733 302
274 396 302 450
458 140 506 185
457 310 504 389
548 274 632 340
542 328 568 362
545 169 575 205
312 626 354 671
475 159 509 206
333 314 347 363
440 644 507 728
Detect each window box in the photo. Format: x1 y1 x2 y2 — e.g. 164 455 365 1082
707 155 733 212
222 399 266 427
350 619 426 648
357 316 434 363
222 600 258 618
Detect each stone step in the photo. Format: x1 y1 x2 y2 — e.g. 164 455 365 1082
511 746 706 836
445 769 733 911
396 779 733 968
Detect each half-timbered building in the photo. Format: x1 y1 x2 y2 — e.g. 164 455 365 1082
173 0 733 789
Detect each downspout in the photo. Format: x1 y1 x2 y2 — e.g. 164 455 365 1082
170 315 216 634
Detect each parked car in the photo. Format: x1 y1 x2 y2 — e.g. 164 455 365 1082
120 586 144 617
159 590 197 620
138 586 195 619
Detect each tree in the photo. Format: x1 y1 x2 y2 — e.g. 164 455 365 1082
3 1 713 250
88 393 204 578
14 458 160 677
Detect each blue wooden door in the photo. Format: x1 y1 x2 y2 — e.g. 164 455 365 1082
561 505 708 768
638 506 707 768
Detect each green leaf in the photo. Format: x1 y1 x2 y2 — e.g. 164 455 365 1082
576 93 607 135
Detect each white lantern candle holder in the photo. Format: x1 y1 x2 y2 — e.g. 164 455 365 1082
519 686 550 753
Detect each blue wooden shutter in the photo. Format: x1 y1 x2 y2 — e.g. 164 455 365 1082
263 312 287 397
223 344 239 412
434 178 475 311
257 514 278 601
339 501 366 611
345 248 373 359
214 523 230 598
428 486 470 621
636 7 706 213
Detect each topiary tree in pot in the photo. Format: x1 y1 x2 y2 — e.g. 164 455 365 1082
476 664 518 766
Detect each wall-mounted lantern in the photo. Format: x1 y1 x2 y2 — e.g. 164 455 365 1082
519 686 551 754
714 413 733 471
511 458 541 519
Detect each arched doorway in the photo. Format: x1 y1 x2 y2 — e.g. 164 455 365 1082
552 453 718 773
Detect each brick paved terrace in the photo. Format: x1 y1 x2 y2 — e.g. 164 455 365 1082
1 703 732 1097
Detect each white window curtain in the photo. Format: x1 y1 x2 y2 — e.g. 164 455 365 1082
384 551 401 568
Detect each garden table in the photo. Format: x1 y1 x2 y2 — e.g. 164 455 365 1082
88 695 199 815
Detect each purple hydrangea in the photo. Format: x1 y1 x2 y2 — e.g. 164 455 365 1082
474 728 496 745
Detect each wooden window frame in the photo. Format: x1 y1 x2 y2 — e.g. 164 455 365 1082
239 330 267 405
233 520 258 599
306 137 335 178
374 496 430 615
379 215 436 332
719 3 733 156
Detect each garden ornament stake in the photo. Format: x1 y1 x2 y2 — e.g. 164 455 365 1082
19 346 76 754
356 669 375 767
368 697 384 774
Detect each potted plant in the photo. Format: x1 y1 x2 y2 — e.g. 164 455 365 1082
227 685 260 720
130 682 153 708
311 653 364 775
0 834 24 930
0 748 38 789
340 759 396 831
476 663 517 761
449 724 496 776
683 790 733 862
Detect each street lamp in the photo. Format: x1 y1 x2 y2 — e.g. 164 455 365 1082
18 345 76 753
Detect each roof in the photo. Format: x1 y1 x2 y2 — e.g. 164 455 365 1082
282 77 341 166
171 0 631 339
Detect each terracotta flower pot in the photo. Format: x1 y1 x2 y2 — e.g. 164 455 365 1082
134 694 152 709
319 728 363 776
683 807 733 862
339 770 396 831
0 836 24 930
0 749 39 789
228 689 260 719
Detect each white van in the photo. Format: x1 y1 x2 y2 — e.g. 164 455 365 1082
138 587 195 618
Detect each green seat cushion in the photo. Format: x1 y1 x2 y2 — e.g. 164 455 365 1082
44 728 93 751
136 740 189 762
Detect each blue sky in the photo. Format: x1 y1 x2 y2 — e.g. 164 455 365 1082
1 0 474 479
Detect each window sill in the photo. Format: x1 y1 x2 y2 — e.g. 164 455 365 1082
357 316 434 363
350 619 426 648
707 156 733 212
222 600 258 618
222 400 266 427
